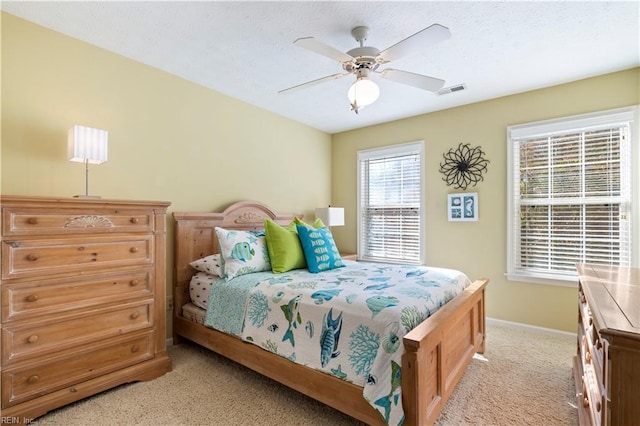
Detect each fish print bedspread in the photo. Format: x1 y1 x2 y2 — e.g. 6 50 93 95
229 261 471 425
204 270 275 336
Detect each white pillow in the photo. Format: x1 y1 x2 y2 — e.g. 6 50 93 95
189 272 219 310
215 227 271 280
189 254 223 277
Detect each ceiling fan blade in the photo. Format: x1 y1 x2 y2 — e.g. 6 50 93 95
278 73 348 94
379 69 445 92
378 24 451 63
294 37 355 64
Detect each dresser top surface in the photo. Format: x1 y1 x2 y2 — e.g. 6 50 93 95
577 264 640 335
0 195 171 208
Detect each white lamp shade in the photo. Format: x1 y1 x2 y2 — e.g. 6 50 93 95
68 125 108 164
315 207 345 227
347 78 380 107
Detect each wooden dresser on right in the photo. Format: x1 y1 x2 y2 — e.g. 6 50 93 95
575 264 640 426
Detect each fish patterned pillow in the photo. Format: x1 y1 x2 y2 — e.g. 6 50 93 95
189 253 223 277
296 225 345 273
215 227 271 280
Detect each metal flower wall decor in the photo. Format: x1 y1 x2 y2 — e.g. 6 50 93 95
439 143 489 190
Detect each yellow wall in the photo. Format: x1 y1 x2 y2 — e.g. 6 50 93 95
331 67 640 332
1 13 332 335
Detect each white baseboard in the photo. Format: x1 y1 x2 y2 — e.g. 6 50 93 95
487 317 576 339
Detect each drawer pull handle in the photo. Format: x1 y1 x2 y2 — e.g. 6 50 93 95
26 254 39 262
27 375 39 384
130 279 140 287
130 217 139 224
26 294 39 303
131 345 139 353
130 312 140 320
27 217 39 225
130 247 138 253
583 396 589 408
27 335 39 344
596 401 601 412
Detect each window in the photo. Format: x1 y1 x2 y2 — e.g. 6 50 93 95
507 106 638 286
357 141 424 264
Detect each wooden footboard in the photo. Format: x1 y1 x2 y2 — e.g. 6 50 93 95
172 201 488 426
402 278 488 425
174 278 487 426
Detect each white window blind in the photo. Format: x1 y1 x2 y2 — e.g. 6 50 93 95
507 106 638 285
357 141 423 264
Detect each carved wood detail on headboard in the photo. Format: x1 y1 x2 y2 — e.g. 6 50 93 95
234 211 263 224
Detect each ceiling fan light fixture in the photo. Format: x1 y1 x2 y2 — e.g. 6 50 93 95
284 24 451 114
347 77 379 109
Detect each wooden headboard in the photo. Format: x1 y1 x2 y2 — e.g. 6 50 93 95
172 200 301 316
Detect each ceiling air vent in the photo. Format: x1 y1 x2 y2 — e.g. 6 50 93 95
436 84 467 96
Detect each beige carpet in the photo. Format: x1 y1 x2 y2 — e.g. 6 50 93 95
35 322 578 425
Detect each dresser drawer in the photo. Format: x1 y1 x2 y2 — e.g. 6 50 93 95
2 301 153 364
582 364 605 426
2 269 153 322
1 332 154 408
2 207 154 236
579 286 596 343
578 286 607 388
2 235 153 280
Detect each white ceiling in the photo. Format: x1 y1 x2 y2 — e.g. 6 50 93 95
2 1 639 134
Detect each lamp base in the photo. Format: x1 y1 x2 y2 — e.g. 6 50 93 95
73 195 102 199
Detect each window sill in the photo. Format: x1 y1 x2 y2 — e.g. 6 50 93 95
359 256 421 266
505 272 577 288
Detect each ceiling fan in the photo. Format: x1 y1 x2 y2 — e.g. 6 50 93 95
279 24 451 114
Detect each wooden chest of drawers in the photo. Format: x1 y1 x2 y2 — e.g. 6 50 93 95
575 264 640 426
0 196 172 422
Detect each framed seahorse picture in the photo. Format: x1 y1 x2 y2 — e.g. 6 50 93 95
448 192 478 222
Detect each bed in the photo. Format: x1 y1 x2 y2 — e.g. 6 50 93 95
172 200 488 425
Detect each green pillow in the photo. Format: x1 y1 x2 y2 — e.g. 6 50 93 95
264 219 306 273
265 218 326 273
294 217 326 229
